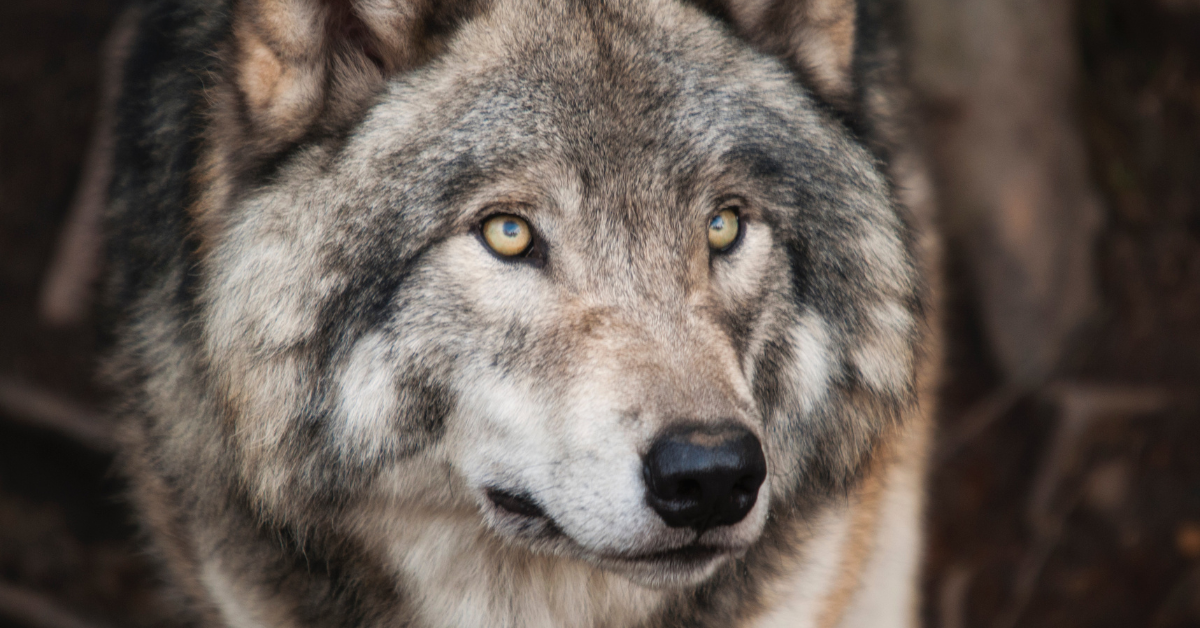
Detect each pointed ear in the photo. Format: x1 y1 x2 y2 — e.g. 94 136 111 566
227 0 468 151
716 0 858 106
191 0 475 240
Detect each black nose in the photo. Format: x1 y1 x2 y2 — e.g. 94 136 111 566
643 424 767 532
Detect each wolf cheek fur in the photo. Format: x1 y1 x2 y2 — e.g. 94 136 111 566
103 0 937 626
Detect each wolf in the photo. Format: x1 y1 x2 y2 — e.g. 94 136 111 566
98 0 939 625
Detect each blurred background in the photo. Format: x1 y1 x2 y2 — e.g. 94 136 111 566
0 0 1198 626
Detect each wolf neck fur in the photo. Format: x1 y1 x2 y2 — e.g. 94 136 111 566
380 511 665 628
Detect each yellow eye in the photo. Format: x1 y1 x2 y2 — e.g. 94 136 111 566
482 214 533 257
707 208 740 251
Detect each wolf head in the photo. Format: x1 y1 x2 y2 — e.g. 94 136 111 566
192 0 919 588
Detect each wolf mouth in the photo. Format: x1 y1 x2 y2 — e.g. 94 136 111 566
613 544 726 565
485 485 739 570
485 487 548 519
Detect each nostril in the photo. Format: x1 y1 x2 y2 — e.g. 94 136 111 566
675 479 703 502
734 473 761 494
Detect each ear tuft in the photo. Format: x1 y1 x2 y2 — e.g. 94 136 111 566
229 0 444 152
719 0 857 106
190 0 475 244
233 5 327 147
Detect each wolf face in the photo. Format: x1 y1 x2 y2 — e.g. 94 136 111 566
191 0 916 591
106 0 927 622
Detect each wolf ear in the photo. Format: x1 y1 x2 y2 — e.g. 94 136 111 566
228 0 465 151
708 0 858 106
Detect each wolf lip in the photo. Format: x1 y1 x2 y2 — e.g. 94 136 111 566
621 544 727 565
486 487 548 519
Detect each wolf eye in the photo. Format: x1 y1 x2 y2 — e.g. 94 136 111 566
482 214 533 257
708 207 740 252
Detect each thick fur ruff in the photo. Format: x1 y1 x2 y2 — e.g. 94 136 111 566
101 0 940 626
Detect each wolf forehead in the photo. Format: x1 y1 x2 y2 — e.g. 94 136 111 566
277 8 906 281
208 0 917 385
346 5 888 211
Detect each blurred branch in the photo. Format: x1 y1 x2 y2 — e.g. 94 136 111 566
0 582 113 628
991 382 1173 628
908 0 1103 382
935 382 1029 465
937 564 974 628
38 9 138 327
1152 563 1200 626
1027 383 1172 533
0 376 114 452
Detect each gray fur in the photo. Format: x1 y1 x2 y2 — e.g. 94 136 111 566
103 0 930 625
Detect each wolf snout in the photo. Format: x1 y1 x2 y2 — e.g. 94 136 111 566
643 424 766 533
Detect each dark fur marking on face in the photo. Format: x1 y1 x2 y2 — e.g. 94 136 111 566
431 152 487 209
749 335 790 428
677 0 737 25
723 144 787 182
783 237 812 306
262 326 455 508
780 196 872 334
420 0 485 41
312 226 441 367
219 494 410 627
106 2 224 322
713 294 765 366
391 371 453 455
490 322 534 371
266 366 453 512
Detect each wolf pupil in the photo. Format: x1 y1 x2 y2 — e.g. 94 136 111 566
710 215 725 231
503 221 520 238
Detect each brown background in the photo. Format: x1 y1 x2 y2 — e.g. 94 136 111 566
0 1 1198 626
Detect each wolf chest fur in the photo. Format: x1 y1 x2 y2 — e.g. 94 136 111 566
101 0 940 625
